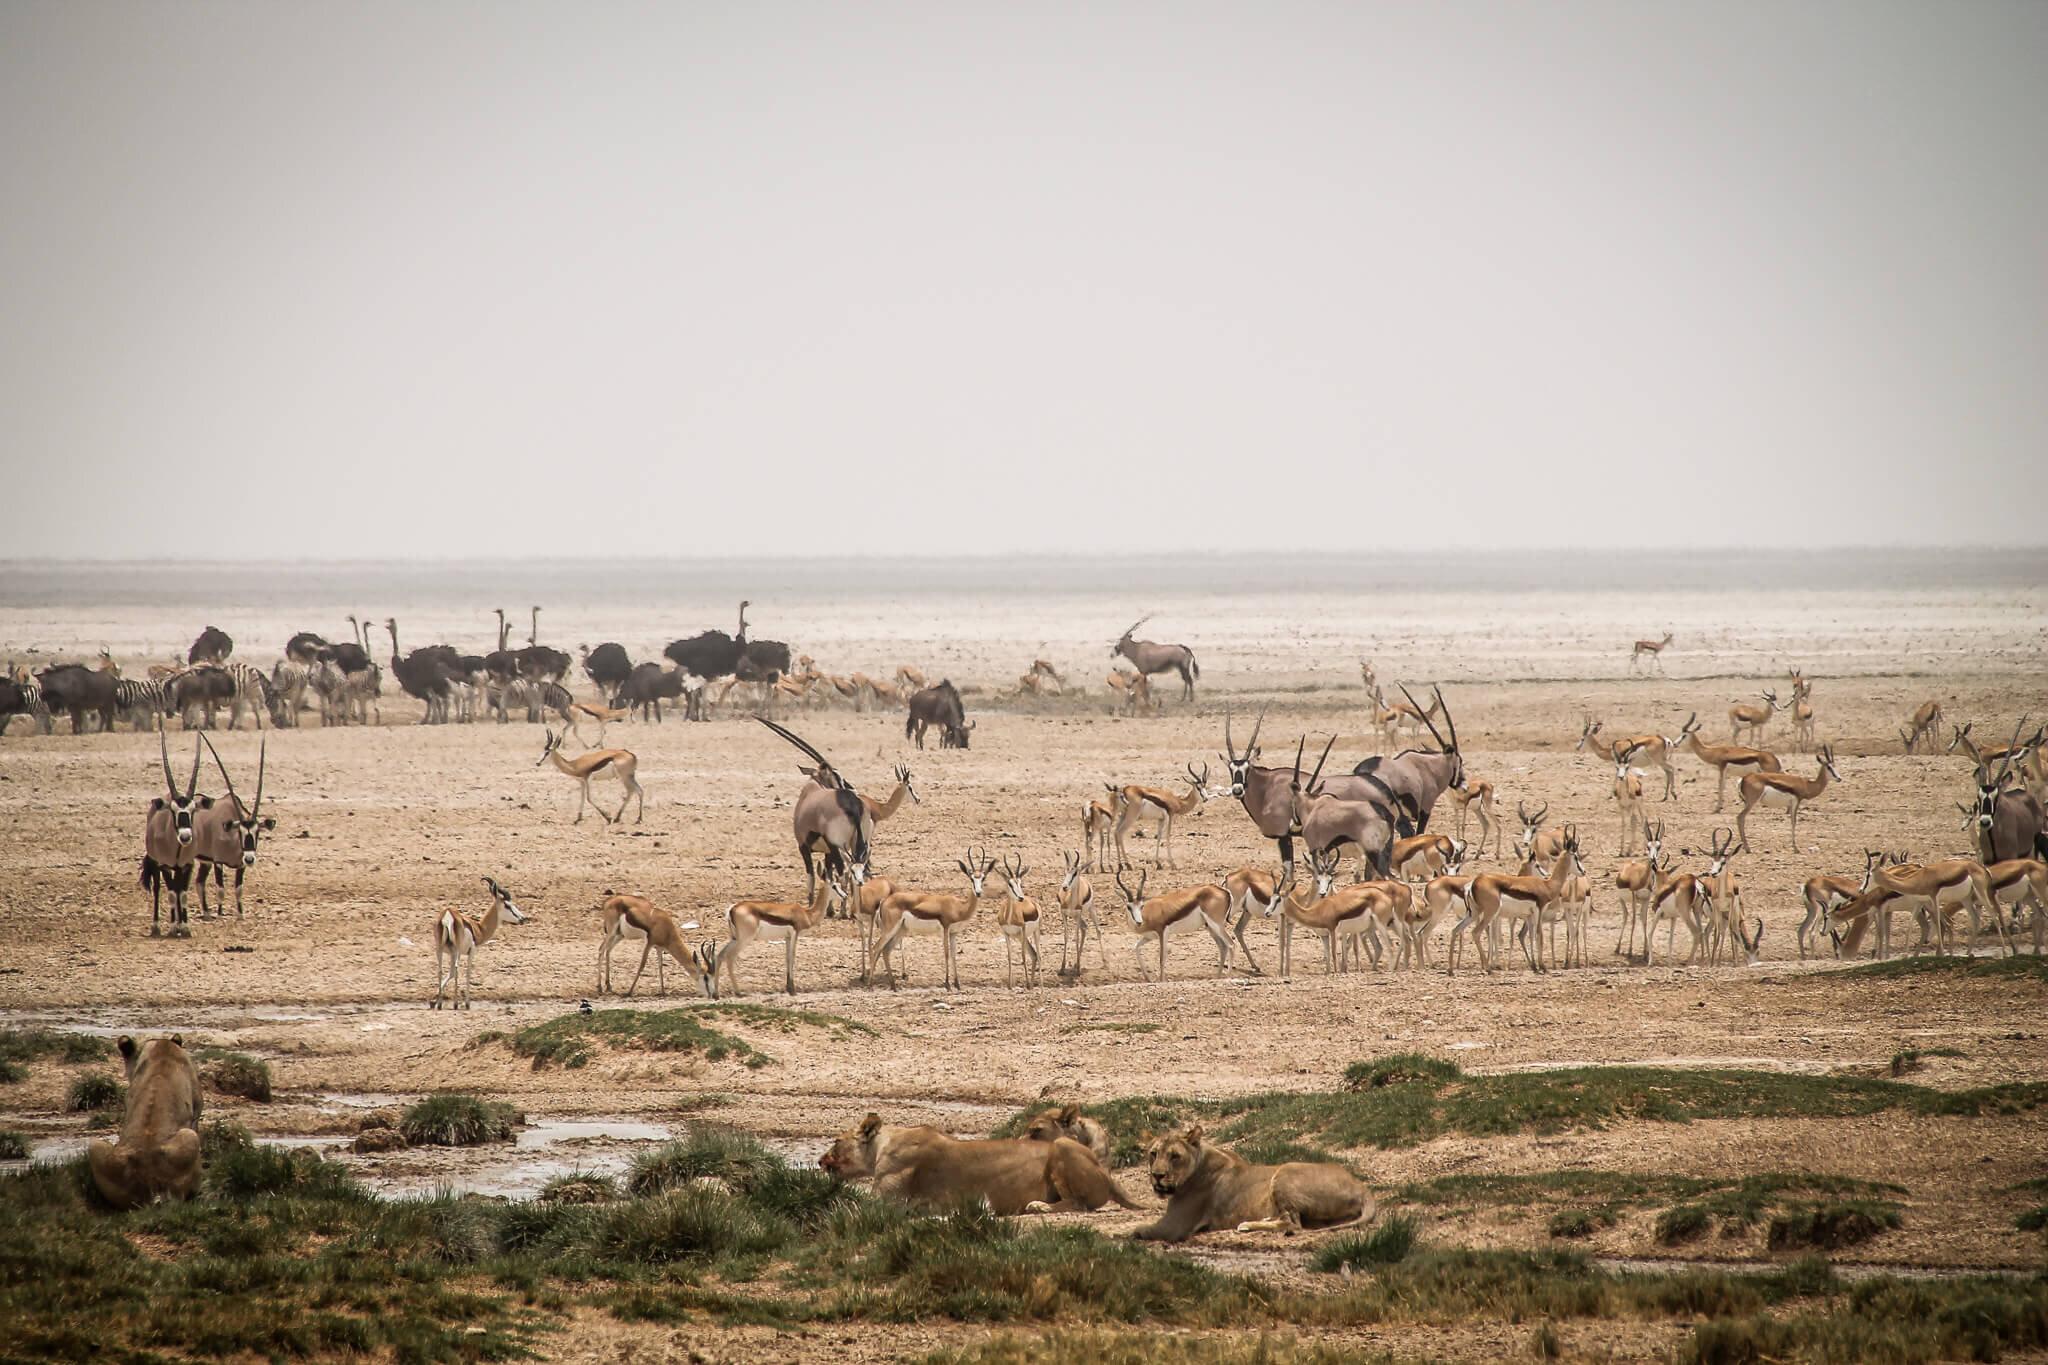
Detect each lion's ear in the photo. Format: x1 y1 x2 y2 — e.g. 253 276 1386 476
859 1113 882 1138
117 1036 137 1060
1185 1125 1205 1145
169 1033 183 1047
1059 1104 1081 1123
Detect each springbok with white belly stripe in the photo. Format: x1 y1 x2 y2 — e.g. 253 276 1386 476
1677 714 1783 812
709 876 837 996
870 850 995 990
1114 868 1234 981
1630 632 1672 673
1735 746 1840 851
1458 827 1582 975
538 728 646 824
432 878 528 1009
1613 821 1666 962
1220 864 1278 973
996 855 1043 988
1728 691 1781 746
1868 855 2006 960
1444 780 1499 856
595 892 699 995
1111 764 1214 869
1799 850 1885 960
1984 859 2048 953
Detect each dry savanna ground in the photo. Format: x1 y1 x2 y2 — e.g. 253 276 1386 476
3 584 2046 1363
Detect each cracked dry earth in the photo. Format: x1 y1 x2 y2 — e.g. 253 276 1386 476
3 579 2046 1360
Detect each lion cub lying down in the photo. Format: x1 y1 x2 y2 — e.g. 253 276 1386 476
822 1113 1140 1215
88 1034 203 1211
1133 1126 1374 1243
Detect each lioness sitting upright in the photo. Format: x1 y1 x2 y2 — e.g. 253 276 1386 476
1022 1104 1113 1167
88 1034 203 1210
1132 1126 1373 1242
822 1113 1141 1215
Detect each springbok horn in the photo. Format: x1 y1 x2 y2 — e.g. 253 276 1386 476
200 734 240 813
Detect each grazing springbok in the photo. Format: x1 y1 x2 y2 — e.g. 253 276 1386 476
1799 851 1886 960
1444 780 1500 857
1902 700 1944 754
1630 632 1673 673
1111 763 1214 869
869 850 995 990
141 722 208 938
708 875 837 996
1868 854 2006 959
192 736 274 920
595 893 699 995
1112 616 1199 702
1114 868 1234 981
1676 713 1783 811
1054 851 1106 977
1735 745 1840 851
432 877 528 1009
537 728 645 824
1728 690 1782 746
995 854 1043 987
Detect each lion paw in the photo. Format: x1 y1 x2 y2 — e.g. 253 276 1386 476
1023 1201 1054 1214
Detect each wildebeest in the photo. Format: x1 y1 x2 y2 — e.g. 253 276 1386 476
582 642 634 695
188 626 233 665
1112 616 1199 701
907 680 973 749
614 662 686 721
169 667 237 730
37 663 119 733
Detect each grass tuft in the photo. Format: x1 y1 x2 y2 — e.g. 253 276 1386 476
0 1131 28 1160
1311 1214 1418 1272
1343 1052 1463 1091
540 1170 618 1205
397 1093 520 1146
1655 1204 1711 1245
65 1072 123 1113
0 1029 108 1069
198 1050 273 1102
1766 1199 1902 1250
510 1009 772 1070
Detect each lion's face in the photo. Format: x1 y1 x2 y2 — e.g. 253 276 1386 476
820 1114 883 1179
1022 1113 1064 1143
1145 1131 1204 1197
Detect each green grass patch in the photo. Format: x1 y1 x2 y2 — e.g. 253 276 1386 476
1004 1058 2048 1160
0 1131 28 1160
540 1171 618 1205
1844 954 2048 982
925 1331 1406 1364
694 1002 876 1037
1548 1209 1608 1239
510 1008 774 1070
1311 1214 1418 1272
65 1073 122 1113
195 1049 272 1102
0 1029 107 1070
398 1093 520 1146
1767 1200 1903 1250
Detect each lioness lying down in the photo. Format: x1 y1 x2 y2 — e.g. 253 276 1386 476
1022 1104 1113 1166
822 1113 1141 1215
1132 1126 1374 1242
88 1034 203 1211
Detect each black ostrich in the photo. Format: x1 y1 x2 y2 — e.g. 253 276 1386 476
384 618 452 723
582 642 634 694
285 632 329 665
664 622 739 723
318 616 373 675
515 605 571 686
482 608 519 684
188 626 233 665
735 599 791 685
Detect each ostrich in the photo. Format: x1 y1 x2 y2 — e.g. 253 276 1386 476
515 605 571 687
664 620 741 722
285 631 329 665
188 626 234 666
384 618 452 723
320 616 372 676
734 600 791 707
582 642 634 695
483 608 519 684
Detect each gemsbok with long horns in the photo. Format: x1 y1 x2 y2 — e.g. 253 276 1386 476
192 735 274 920
1112 616 1200 702
141 721 207 938
768 718 873 903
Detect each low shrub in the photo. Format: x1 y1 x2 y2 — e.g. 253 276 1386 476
398 1093 519 1146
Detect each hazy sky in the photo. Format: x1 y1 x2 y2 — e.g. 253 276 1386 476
2 1 2042 559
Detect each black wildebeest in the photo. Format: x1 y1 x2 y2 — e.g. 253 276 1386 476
1112 616 1199 701
906 680 973 749
1973 718 2048 864
582 642 634 695
38 663 119 734
614 662 685 721
1347 685 1465 835
188 626 233 665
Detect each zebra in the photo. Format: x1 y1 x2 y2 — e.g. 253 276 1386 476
268 661 311 727
222 662 275 730
114 677 169 729
4 667 53 736
312 660 383 726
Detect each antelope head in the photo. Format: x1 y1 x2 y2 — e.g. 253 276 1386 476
1220 706 1266 797
481 875 528 923
1111 616 1150 658
1577 716 1602 751
1707 827 1737 878
536 728 564 764
1734 916 1765 965
1678 712 1701 744
955 847 997 898
155 719 205 846
1816 745 1842 784
1515 801 1548 854
1113 867 1150 925
1561 824 1584 876
1644 820 1665 867
1185 761 1215 801
691 941 721 999
1059 850 1084 895
1400 683 1461 784
1760 689 1780 710
1000 853 1031 899
202 734 274 868
895 764 921 804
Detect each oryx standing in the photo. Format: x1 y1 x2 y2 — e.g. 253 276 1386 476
140 722 207 938
193 735 274 919
1112 616 1200 702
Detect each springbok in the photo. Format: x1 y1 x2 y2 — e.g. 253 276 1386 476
1111 616 1199 701
1735 745 1840 851
1630 632 1673 673
141 722 207 938
537 729 645 824
1676 713 1784 811
862 765 921 825
870 850 995 990
1728 691 1782 746
1220 864 1279 974
1270 854 1377 977
995 854 1043 987
595 893 700 995
1389 833 1464 882
1514 801 1566 869
830 860 904 984
1788 673 1817 752
1692 828 1756 965
1581 718 1680 801
1613 821 1666 961
432 877 528 1009
1444 780 1500 856
1798 850 1885 960
1457 826 1583 975
1868 855 2005 959
1612 758 1648 855
1984 858 2048 954
1111 763 1214 869
708 875 837 996
192 736 273 920
1082 790 1121 871
1113 868 1234 981
1902 700 1944 754
1054 851 1106 978
1645 866 1709 967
